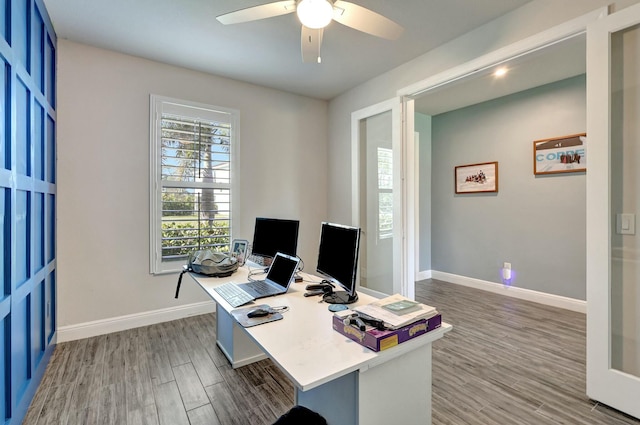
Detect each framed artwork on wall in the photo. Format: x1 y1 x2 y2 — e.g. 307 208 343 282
454 161 498 194
533 133 586 175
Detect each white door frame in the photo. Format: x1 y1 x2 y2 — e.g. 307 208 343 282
586 2 640 419
351 98 407 298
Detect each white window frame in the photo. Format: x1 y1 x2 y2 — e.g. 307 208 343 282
149 95 240 275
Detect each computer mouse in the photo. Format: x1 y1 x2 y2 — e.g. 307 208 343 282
247 308 271 318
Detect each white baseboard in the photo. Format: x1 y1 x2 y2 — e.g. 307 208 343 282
57 272 585 342
426 271 586 314
57 301 216 343
416 270 432 281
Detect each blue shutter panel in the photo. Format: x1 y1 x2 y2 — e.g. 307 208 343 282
1 0 56 423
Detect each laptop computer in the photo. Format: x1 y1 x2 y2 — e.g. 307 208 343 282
237 252 300 299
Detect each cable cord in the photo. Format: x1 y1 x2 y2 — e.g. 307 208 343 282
247 267 267 282
268 306 289 314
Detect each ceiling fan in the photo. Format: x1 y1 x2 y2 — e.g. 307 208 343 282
216 0 404 63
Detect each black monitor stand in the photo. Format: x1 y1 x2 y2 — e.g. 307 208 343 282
323 291 358 305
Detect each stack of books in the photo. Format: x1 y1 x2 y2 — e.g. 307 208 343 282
353 293 439 330
332 294 442 352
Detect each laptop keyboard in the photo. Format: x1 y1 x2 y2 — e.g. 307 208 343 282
250 280 272 293
213 282 255 308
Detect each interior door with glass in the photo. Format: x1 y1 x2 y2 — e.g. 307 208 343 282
351 98 403 297
586 3 640 419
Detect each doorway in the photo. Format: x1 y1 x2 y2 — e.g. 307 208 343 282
351 99 404 298
400 21 594 307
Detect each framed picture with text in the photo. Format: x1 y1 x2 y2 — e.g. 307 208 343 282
455 161 498 194
533 133 586 175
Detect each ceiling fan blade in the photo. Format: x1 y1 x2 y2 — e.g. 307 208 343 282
301 26 324 63
217 1 296 25
332 1 403 40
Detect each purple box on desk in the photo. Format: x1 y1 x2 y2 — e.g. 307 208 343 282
332 313 442 352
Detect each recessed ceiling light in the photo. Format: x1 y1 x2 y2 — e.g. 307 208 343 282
494 67 508 77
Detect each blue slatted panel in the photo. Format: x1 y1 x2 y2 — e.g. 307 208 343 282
0 316 6 422
1 0 56 423
46 193 53 263
44 272 53 344
45 114 53 183
15 79 29 176
0 59 6 170
31 281 43 368
1 189 6 300
0 2 10 421
44 35 53 109
12 296 29 407
31 9 42 92
33 192 43 271
0 0 8 44
14 0 29 72
34 102 43 180
15 191 29 288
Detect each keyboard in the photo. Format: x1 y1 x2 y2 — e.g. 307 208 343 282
250 280 271 293
247 254 266 266
213 282 255 308
246 279 282 297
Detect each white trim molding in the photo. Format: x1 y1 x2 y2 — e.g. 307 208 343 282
398 6 608 99
416 270 432 281
427 271 586 313
57 301 216 342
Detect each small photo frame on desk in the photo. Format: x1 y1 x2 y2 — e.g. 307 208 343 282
231 239 248 266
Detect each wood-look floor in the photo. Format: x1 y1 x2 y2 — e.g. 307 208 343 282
23 279 640 425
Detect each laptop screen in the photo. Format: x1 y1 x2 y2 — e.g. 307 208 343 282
267 253 299 288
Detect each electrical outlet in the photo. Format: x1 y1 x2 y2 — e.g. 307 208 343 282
502 262 512 282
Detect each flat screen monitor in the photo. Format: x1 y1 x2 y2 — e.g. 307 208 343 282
316 222 361 304
250 217 300 260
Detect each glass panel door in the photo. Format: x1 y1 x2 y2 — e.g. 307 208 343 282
610 22 640 382
352 99 403 297
587 4 640 419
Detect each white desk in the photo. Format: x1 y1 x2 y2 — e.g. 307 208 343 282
189 267 451 425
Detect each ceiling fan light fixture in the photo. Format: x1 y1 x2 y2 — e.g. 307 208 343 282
297 0 333 29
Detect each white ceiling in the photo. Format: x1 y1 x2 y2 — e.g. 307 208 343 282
413 33 587 116
43 0 533 100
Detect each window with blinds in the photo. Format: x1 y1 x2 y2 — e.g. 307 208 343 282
377 147 393 239
150 96 239 274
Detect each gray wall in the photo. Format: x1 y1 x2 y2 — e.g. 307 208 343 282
430 75 586 299
57 40 329 328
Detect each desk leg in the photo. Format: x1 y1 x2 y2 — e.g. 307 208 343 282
358 343 432 425
296 373 357 425
215 304 267 368
296 343 432 425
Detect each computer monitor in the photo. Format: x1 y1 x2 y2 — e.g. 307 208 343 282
250 217 300 260
316 222 361 304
